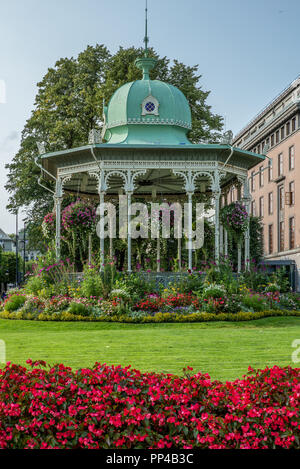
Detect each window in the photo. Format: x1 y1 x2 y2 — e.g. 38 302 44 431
289 217 295 249
276 130 280 144
259 166 264 187
268 192 273 215
251 171 255 192
289 145 295 170
259 196 264 217
281 126 285 140
251 200 256 216
271 134 274 146
289 181 295 205
268 224 273 254
292 117 296 132
141 94 159 116
257 144 260 154
278 153 283 176
268 158 273 182
286 122 290 135
279 221 284 252
279 185 284 211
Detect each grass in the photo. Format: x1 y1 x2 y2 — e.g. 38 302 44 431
0 317 299 381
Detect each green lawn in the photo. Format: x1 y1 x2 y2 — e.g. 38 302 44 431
0 317 299 381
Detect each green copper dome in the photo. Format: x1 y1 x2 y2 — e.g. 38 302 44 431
102 57 192 145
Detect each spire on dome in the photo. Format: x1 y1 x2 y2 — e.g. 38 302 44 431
144 0 149 56
135 0 156 79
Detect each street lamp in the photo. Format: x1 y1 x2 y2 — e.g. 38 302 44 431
21 221 26 283
15 209 19 287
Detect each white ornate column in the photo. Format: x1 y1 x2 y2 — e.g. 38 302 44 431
177 237 182 271
126 189 133 272
90 171 107 272
54 197 62 260
99 191 106 270
220 224 224 255
187 191 193 271
212 169 222 264
224 229 228 256
157 237 160 272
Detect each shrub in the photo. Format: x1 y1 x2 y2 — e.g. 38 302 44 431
4 294 26 312
110 289 131 302
265 283 280 293
202 283 226 300
0 361 299 449
241 293 266 312
67 302 90 317
25 275 45 295
114 274 155 302
80 265 103 298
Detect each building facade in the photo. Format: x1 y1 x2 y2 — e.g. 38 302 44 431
0 229 14 252
233 76 300 288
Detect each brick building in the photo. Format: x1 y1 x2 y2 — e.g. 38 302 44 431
233 76 300 289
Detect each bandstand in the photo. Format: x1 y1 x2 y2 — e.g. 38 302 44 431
37 44 265 274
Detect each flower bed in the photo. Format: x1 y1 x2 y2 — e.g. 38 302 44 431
0 361 299 449
2 259 300 322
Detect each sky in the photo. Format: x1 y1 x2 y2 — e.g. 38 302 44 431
0 0 299 233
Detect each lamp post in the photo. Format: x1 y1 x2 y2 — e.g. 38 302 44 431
15 209 19 287
23 222 26 282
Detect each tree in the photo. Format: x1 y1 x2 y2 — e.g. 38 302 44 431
0 251 22 286
5 44 223 245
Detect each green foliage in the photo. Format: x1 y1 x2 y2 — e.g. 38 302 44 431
80 266 103 298
25 275 45 295
225 217 264 271
241 294 267 312
177 273 204 294
0 251 22 284
114 274 156 303
270 267 291 293
67 302 90 317
2 308 300 324
202 284 226 300
80 263 119 299
110 289 131 302
265 283 280 293
4 295 26 312
249 217 264 264
240 267 270 292
220 202 249 242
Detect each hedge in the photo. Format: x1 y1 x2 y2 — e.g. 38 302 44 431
1 309 300 323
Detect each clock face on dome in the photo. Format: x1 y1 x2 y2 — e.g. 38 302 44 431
141 94 159 116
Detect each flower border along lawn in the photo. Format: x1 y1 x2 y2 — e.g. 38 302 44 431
0 316 299 382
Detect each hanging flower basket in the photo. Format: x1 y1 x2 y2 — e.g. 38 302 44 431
42 212 56 239
62 199 96 235
220 201 249 242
